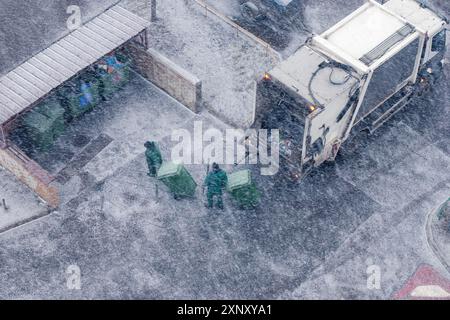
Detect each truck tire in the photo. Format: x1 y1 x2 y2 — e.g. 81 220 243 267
241 1 260 19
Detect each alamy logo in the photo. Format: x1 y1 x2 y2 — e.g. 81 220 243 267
66 264 81 290
171 121 280 175
66 5 82 31
366 258 381 290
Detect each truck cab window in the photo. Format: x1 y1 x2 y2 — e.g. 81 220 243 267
431 29 446 52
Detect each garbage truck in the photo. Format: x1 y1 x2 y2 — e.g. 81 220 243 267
253 0 448 180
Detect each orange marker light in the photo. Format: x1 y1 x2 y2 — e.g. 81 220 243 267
263 73 271 81
309 105 316 112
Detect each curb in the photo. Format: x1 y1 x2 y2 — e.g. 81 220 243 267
425 201 450 274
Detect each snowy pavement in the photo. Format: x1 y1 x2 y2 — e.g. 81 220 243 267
285 185 450 299
0 168 49 233
429 199 450 273
204 0 367 56
0 0 449 299
0 62 449 298
146 0 278 128
282 121 450 298
0 0 118 76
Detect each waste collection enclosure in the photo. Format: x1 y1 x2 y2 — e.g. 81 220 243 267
0 3 149 207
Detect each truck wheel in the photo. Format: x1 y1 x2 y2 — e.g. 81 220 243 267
241 1 260 19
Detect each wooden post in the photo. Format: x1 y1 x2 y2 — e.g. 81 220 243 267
0 125 6 149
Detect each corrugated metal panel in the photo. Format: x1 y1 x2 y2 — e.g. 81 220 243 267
0 83 30 107
21 61 61 87
46 46 86 69
84 21 124 45
90 19 130 42
360 24 415 65
2 75 41 101
0 91 21 115
15 67 53 92
0 4 149 124
44 48 83 72
0 77 37 103
56 39 96 64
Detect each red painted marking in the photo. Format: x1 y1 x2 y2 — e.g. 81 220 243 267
393 264 450 300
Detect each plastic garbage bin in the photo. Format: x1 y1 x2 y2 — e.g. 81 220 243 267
96 54 131 100
22 98 65 151
157 162 197 199
60 75 100 119
227 169 260 209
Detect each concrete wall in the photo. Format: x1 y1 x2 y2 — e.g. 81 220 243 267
127 43 202 113
0 146 59 208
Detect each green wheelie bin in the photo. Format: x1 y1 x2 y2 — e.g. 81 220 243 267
227 169 260 209
59 73 101 119
22 97 66 152
157 162 197 199
96 53 131 100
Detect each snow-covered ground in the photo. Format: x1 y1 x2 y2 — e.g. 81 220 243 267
284 185 450 299
204 0 365 56
146 0 278 128
0 0 118 76
0 61 448 298
0 168 49 233
0 0 449 299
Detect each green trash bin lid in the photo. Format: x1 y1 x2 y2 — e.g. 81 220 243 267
23 112 52 133
157 162 182 179
39 99 65 119
227 170 251 192
23 99 64 131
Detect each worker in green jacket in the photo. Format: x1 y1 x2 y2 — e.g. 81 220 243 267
204 163 228 209
145 141 163 177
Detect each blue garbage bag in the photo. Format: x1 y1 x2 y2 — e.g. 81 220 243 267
79 81 94 108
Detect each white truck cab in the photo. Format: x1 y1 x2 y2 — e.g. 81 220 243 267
253 0 447 180
384 0 447 64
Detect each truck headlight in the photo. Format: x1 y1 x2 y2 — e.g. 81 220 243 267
263 73 271 81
